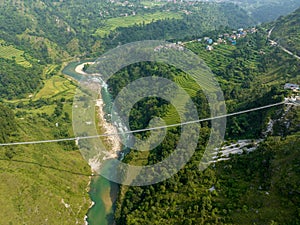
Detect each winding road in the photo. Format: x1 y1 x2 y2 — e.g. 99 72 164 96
268 27 300 60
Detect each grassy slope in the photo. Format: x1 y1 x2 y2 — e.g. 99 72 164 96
0 74 91 225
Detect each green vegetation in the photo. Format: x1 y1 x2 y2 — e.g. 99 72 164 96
0 0 255 60
95 12 182 37
0 42 32 67
0 134 90 224
163 74 201 125
231 0 300 22
214 133 300 224
186 28 300 138
103 3 255 48
115 129 300 225
34 75 76 101
107 27 296 140
140 1 166 7
111 12 300 225
0 104 16 143
271 7 300 56
0 74 91 224
0 58 42 99
0 0 299 224
113 69 299 225
0 2 96 222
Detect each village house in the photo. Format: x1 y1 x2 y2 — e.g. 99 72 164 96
284 83 299 91
230 34 237 40
207 39 213 45
269 40 278 46
250 27 257 33
198 26 255 50
217 38 223 44
206 45 213 51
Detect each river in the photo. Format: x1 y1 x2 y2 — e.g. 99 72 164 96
62 61 119 225
87 170 118 225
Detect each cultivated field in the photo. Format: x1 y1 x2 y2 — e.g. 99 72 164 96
0 43 32 67
34 75 77 101
95 11 182 37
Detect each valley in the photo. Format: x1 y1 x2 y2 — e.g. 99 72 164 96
0 1 299 225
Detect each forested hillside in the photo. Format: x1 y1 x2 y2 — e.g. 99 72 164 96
0 0 258 114
115 134 300 225
270 7 300 56
0 104 16 143
0 0 255 59
0 1 299 224
112 11 300 225
0 59 42 99
220 0 300 22
102 3 254 47
187 27 299 138
1 0 298 61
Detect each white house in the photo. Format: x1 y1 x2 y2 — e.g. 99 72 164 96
206 45 213 51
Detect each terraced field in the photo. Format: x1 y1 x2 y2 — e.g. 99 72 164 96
0 44 32 67
34 75 77 101
162 44 235 125
174 75 201 98
162 42 262 125
95 11 182 37
140 1 166 7
188 42 236 70
163 74 201 125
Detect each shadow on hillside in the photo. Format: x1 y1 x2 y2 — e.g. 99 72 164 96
0 158 97 177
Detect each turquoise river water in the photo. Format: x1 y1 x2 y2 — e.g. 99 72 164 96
63 61 119 225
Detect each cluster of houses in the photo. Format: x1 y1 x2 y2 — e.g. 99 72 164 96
153 27 259 52
284 83 299 92
198 27 257 51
